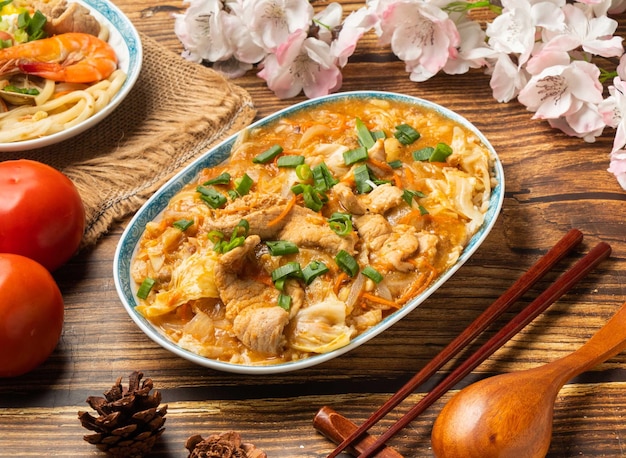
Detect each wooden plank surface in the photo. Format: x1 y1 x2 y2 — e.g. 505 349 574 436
1 1 626 457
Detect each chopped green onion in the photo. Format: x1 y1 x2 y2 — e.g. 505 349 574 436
343 147 369 166
271 262 303 282
136 277 156 299
394 124 421 145
335 250 359 277
413 147 434 161
277 155 305 168
302 261 329 285
234 173 254 196
173 219 194 231
328 212 353 236
429 142 453 162
207 230 224 243
402 189 426 206
227 190 239 200
372 130 386 141
266 240 299 256
388 160 403 169
252 144 283 163
362 266 383 283
356 117 375 149
419 205 429 215
203 172 231 186
277 293 292 311
234 219 250 237
197 185 227 208
3 85 40 95
412 143 453 162
274 277 286 291
312 162 338 191
353 164 373 194
292 183 325 212
296 163 312 181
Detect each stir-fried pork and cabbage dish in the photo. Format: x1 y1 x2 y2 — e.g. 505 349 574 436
130 97 497 366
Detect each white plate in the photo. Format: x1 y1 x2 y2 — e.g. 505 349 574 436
0 0 142 152
114 91 505 375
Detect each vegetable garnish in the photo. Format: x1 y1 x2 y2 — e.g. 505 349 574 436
343 147 369 166
402 189 426 206
296 163 312 181
277 293 292 311
356 117 375 149
234 173 253 196
277 155 305 168
203 172 231 186
328 212 353 236
362 266 383 283
211 219 249 253
291 183 326 212
266 240 299 256
267 194 297 227
388 160 403 169
252 144 283 164
353 164 374 194
271 262 303 282
312 162 339 191
413 143 453 162
173 219 194 231
197 185 227 209
137 277 156 300
17 10 46 42
3 85 39 95
302 260 329 285
429 142 453 162
394 124 420 145
335 250 359 277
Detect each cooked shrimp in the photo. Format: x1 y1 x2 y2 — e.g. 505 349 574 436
0 32 117 83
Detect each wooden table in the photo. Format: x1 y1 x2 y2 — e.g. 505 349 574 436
2 2 626 457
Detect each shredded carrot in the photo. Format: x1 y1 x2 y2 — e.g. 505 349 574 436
398 209 425 225
368 157 394 173
397 265 437 305
393 172 403 189
339 173 355 186
267 194 297 227
403 166 417 188
361 292 401 309
333 272 349 295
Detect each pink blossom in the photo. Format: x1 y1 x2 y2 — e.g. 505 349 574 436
258 29 342 99
518 60 604 119
489 53 530 103
242 0 314 51
373 0 460 81
331 6 378 67
174 0 235 63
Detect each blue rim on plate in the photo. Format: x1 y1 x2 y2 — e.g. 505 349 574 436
0 0 142 152
114 90 505 375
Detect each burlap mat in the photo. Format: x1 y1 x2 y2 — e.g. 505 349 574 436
4 32 257 248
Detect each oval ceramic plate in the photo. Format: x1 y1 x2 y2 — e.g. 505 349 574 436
114 91 505 375
0 0 142 152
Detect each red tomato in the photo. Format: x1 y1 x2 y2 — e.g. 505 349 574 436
0 254 64 377
0 160 85 271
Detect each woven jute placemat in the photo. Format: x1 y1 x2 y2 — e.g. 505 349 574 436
4 32 257 248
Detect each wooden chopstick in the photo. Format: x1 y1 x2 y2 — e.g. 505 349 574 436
356 240 611 458
323 228 584 458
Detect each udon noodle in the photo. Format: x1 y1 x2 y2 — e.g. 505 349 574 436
131 97 497 366
0 0 126 142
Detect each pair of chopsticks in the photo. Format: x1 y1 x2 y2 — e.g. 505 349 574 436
318 229 611 458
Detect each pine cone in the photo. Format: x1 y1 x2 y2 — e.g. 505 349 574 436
185 431 267 458
78 371 167 457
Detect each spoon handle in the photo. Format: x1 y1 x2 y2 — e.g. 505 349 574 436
551 300 626 383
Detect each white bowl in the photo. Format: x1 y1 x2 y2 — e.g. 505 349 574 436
0 0 142 152
114 91 505 374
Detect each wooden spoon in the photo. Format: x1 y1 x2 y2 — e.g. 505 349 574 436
431 300 626 458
